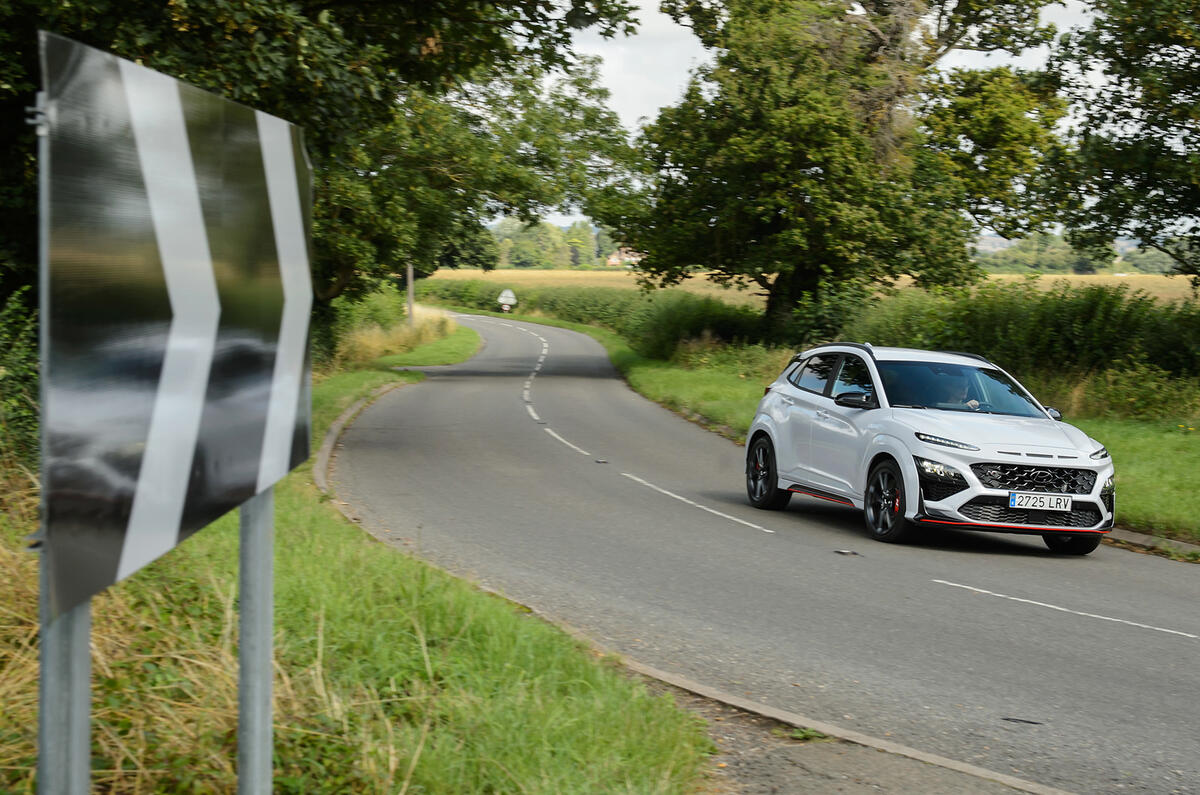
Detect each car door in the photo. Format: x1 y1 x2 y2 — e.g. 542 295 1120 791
774 354 839 482
808 355 877 497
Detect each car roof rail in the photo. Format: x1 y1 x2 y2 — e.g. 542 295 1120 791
939 350 994 365
792 343 878 367
790 341 877 364
825 341 877 360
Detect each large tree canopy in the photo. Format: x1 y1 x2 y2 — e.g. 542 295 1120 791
1053 0 1200 284
315 55 627 300
595 0 1065 335
0 0 636 303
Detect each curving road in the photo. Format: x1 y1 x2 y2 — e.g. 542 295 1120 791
332 315 1200 794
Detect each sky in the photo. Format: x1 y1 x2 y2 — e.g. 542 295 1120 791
544 1 1092 226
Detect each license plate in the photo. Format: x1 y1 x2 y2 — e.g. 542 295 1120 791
1009 492 1072 512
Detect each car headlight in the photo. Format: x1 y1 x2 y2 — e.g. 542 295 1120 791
914 432 980 451
1090 446 1110 460
915 457 966 482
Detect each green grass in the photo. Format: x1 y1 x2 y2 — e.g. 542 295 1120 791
374 324 481 368
1072 419 1200 544
0 321 712 793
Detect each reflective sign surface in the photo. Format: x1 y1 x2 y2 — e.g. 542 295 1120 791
40 33 313 616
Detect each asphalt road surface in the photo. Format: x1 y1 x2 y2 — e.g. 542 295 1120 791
333 315 1200 794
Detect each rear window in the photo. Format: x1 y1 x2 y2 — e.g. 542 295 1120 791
789 354 839 394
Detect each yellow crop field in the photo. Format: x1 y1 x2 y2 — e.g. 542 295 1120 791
428 268 1196 305
427 268 767 305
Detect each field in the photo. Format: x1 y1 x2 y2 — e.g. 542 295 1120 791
429 269 1198 305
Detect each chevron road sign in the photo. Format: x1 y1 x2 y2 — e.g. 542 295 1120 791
37 32 314 792
39 33 313 619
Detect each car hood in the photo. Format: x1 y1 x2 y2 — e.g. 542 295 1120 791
889 409 1097 453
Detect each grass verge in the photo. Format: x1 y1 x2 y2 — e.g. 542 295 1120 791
1 316 712 793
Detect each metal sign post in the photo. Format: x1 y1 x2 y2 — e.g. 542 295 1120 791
37 581 91 795
238 488 274 794
34 82 91 795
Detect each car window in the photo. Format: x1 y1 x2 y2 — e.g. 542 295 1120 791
831 356 875 400
875 361 1043 417
788 354 838 395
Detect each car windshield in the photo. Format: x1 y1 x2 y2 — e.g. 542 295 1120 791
875 361 1045 418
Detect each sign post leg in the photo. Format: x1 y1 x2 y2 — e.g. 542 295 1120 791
37 563 92 795
238 487 274 794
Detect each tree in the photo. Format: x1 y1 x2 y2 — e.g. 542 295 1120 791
599 0 1068 335
0 0 637 302
976 233 1115 273
595 0 1065 333
594 224 619 263
315 56 625 297
1053 0 1200 285
564 221 597 266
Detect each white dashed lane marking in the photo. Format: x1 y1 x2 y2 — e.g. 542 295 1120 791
545 428 590 456
621 473 775 534
493 319 776 538
933 580 1198 640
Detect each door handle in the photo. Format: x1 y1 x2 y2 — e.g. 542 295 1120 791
816 409 830 419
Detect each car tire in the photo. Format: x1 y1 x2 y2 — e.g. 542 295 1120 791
864 459 911 542
746 436 792 510
1042 533 1102 555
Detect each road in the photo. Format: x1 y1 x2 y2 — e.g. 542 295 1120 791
332 315 1200 794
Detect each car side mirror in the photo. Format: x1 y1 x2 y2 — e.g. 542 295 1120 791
1044 406 1063 421
835 392 877 410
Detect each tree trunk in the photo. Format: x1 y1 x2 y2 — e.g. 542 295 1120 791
762 264 820 343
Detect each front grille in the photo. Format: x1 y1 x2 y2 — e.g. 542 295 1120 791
970 463 1097 495
1102 491 1114 513
960 496 1102 528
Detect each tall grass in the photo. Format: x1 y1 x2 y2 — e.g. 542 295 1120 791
329 291 458 370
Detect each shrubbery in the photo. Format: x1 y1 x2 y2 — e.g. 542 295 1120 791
416 280 762 359
0 288 38 471
847 280 1200 378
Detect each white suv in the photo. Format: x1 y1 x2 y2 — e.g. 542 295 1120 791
745 343 1115 555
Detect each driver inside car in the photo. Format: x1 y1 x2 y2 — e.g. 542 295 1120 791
941 377 980 410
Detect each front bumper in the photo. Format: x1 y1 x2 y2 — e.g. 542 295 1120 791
908 453 1115 536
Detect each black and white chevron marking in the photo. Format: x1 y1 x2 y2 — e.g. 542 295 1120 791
40 33 313 617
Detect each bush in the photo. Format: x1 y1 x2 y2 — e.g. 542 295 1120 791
848 280 1200 378
418 280 762 359
0 288 38 472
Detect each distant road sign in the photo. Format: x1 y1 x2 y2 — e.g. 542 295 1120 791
497 288 517 312
40 33 313 617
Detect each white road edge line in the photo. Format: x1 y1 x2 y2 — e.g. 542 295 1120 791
545 428 590 456
622 473 775 534
933 580 1198 640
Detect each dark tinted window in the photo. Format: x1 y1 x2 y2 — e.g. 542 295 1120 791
832 356 875 399
789 354 838 394
876 361 1043 417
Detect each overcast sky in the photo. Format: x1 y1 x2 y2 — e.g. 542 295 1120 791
546 0 1091 225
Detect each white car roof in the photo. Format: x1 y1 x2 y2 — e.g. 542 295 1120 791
801 344 992 368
